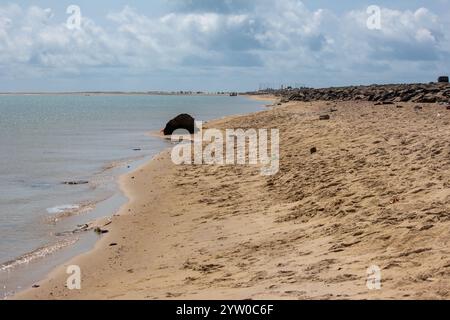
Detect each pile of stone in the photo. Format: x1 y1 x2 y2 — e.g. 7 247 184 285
285 82 450 104
249 78 450 104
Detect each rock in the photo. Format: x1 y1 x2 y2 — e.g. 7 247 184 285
414 105 423 111
438 76 449 83
376 101 394 105
109 243 118 246
163 114 195 135
94 227 109 234
396 105 404 108
63 180 88 185
400 93 416 102
319 115 330 120
133 148 142 151
32 284 40 288
310 147 317 154
417 94 437 103
446 106 450 110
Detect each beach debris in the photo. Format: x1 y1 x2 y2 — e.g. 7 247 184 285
419 224 434 231
109 243 118 246
94 227 109 234
438 76 449 83
390 196 400 204
319 115 330 120
163 113 195 135
310 147 317 154
375 101 394 105
55 224 91 236
79 224 90 230
62 180 88 185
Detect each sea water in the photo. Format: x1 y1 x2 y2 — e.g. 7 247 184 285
0 94 266 297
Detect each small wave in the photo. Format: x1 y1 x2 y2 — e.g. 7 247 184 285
0 238 78 272
45 203 95 223
47 204 80 214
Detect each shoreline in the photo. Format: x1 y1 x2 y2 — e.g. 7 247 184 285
15 96 450 299
1 151 159 299
13 149 172 299
13 95 272 299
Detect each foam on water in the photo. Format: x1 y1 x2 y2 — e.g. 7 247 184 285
0 238 79 272
46 204 80 214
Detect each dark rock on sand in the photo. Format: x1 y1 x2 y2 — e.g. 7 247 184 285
319 115 330 120
163 114 195 136
310 147 317 154
94 227 109 234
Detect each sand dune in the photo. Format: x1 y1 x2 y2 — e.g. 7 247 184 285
17 99 450 300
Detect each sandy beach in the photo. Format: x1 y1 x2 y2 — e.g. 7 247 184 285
16 98 450 300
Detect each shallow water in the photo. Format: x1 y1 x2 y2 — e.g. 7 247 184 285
0 94 266 297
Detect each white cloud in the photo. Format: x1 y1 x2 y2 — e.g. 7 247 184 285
0 1 449 88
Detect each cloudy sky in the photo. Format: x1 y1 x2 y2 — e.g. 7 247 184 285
1 0 449 92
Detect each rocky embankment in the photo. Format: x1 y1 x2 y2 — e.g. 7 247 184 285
253 82 450 104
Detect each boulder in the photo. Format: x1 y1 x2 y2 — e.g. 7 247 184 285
163 114 195 135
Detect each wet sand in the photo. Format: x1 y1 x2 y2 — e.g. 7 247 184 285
16 99 450 299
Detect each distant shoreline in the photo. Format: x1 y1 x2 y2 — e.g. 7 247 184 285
0 92 239 96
